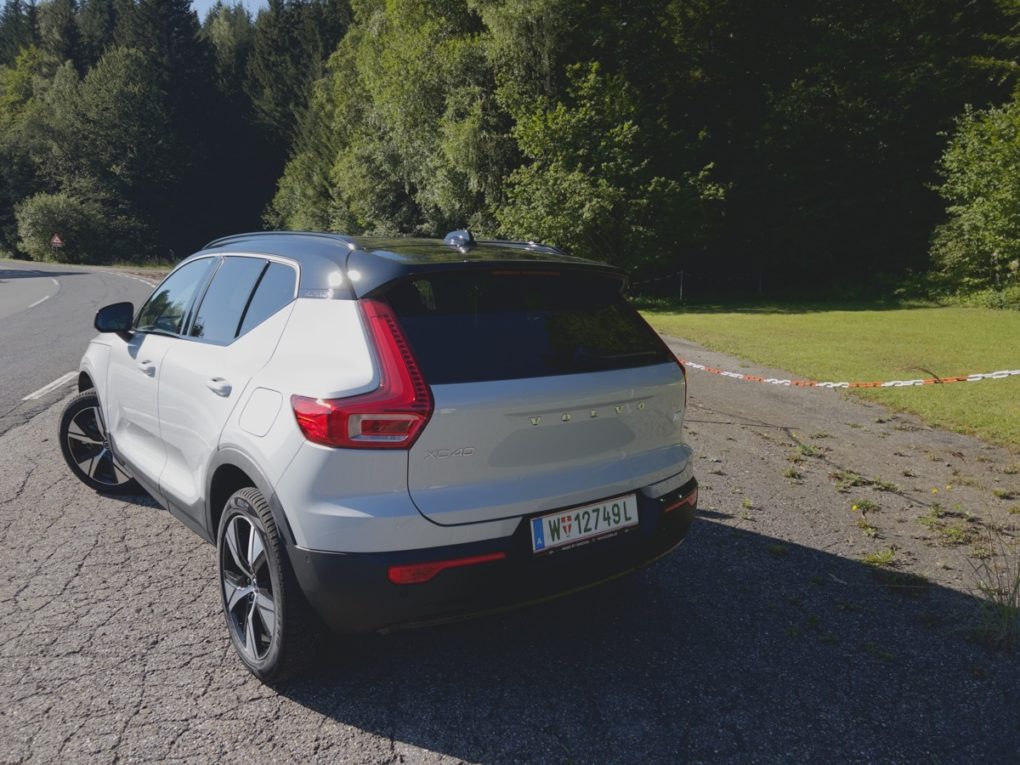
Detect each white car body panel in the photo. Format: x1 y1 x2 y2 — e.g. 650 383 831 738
406 363 688 525
251 299 377 399
157 303 295 519
104 332 175 484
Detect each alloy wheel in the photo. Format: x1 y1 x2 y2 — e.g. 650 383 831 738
221 515 278 662
64 406 133 488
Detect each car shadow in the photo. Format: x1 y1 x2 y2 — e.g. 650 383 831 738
271 517 1019 762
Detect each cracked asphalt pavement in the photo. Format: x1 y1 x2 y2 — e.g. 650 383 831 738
2 318 1020 761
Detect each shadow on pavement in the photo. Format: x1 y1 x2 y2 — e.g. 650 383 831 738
275 518 1019 762
0 269 87 281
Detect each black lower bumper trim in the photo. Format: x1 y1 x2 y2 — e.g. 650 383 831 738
287 478 697 634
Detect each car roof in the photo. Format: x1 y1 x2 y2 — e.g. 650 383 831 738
193 231 618 298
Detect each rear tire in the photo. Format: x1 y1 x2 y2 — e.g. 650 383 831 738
217 486 323 682
58 391 141 495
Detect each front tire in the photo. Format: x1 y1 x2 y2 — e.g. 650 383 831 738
58 391 141 495
217 487 321 682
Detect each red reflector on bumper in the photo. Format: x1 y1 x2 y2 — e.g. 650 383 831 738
664 487 698 513
387 552 507 585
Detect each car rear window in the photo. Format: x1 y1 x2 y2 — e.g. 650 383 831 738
378 270 672 384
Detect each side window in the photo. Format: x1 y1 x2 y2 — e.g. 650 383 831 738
189 257 267 344
135 258 215 334
238 262 297 336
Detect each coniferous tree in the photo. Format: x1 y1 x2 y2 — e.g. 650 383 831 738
77 0 118 66
202 1 252 101
1 0 35 63
38 0 82 72
245 0 350 150
115 0 218 254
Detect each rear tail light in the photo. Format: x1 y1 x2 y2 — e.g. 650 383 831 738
387 552 507 585
291 300 433 449
664 486 698 513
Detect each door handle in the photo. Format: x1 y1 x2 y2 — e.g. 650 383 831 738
206 378 232 397
137 360 156 376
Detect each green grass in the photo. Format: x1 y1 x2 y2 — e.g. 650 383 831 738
643 303 1020 449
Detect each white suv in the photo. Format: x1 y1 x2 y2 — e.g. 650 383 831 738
59 230 697 680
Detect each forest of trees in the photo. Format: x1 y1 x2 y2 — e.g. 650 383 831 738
2 0 1020 298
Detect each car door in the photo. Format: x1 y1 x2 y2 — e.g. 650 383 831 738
157 257 298 526
104 257 216 494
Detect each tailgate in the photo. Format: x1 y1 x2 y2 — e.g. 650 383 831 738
407 363 688 525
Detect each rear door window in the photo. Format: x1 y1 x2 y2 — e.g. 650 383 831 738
380 270 671 384
189 257 267 344
238 262 297 336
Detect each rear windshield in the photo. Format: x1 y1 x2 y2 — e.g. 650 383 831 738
379 270 673 384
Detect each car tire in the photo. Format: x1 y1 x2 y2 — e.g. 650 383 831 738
217 486 323 682
58 390 141 495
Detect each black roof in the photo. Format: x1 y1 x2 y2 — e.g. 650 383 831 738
195 231 617 298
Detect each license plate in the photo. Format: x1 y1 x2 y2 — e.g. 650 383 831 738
530 494 638 553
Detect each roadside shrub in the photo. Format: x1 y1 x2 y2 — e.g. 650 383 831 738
951 284 1020 310
932 102 1020 293
15 190 146 264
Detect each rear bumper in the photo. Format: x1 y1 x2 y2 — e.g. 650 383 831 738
286 478 697 634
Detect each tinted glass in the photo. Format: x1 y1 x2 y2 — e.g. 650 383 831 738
136 258 215 334
190 257 267 343
381 270 671 384
238 262 297 336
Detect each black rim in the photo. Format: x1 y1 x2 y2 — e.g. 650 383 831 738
221 513 277 662
64 405 132 487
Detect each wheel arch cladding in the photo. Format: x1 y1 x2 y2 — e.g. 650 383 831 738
207 450 297 546
77 372 94 392
209 464 257 541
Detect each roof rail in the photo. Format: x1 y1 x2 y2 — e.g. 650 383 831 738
203 230 358 250
469 237 566 257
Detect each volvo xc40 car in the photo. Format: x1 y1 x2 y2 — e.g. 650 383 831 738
59 230 698 680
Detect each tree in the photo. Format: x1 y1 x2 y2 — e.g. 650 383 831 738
26 49 173 260
497 62 720 270
202 1 253 101
931 101 1020 292
15 189 112 262
0 44 54 252
271 0 511 235
0 0 39 64
77 0 118 66
38 0 82 72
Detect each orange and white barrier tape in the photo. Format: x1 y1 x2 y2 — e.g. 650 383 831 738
676 358 1020 389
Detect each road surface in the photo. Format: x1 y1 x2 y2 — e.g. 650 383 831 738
1 276 1018 762
0 261 154 438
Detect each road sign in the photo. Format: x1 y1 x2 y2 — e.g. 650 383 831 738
50 234 64 248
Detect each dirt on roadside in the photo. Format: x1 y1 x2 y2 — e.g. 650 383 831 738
666 333 1019 615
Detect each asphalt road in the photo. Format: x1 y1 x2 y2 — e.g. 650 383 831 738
1 290 1019 762
0 260 155 438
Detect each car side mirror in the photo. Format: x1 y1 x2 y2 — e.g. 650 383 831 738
94 302 134 333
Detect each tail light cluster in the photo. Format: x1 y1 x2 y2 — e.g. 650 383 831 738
291 300 433 449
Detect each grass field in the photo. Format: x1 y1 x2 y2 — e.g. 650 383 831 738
642 303 1020 450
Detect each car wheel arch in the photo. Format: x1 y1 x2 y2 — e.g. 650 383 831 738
207 449 296 547
77 371 94 392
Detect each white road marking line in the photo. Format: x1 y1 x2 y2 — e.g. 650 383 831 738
28 295 51 309
51 278 58 287
22 371 77 401
108 272 158 287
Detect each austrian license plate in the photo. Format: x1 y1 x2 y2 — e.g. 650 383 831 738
530 494 638 553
